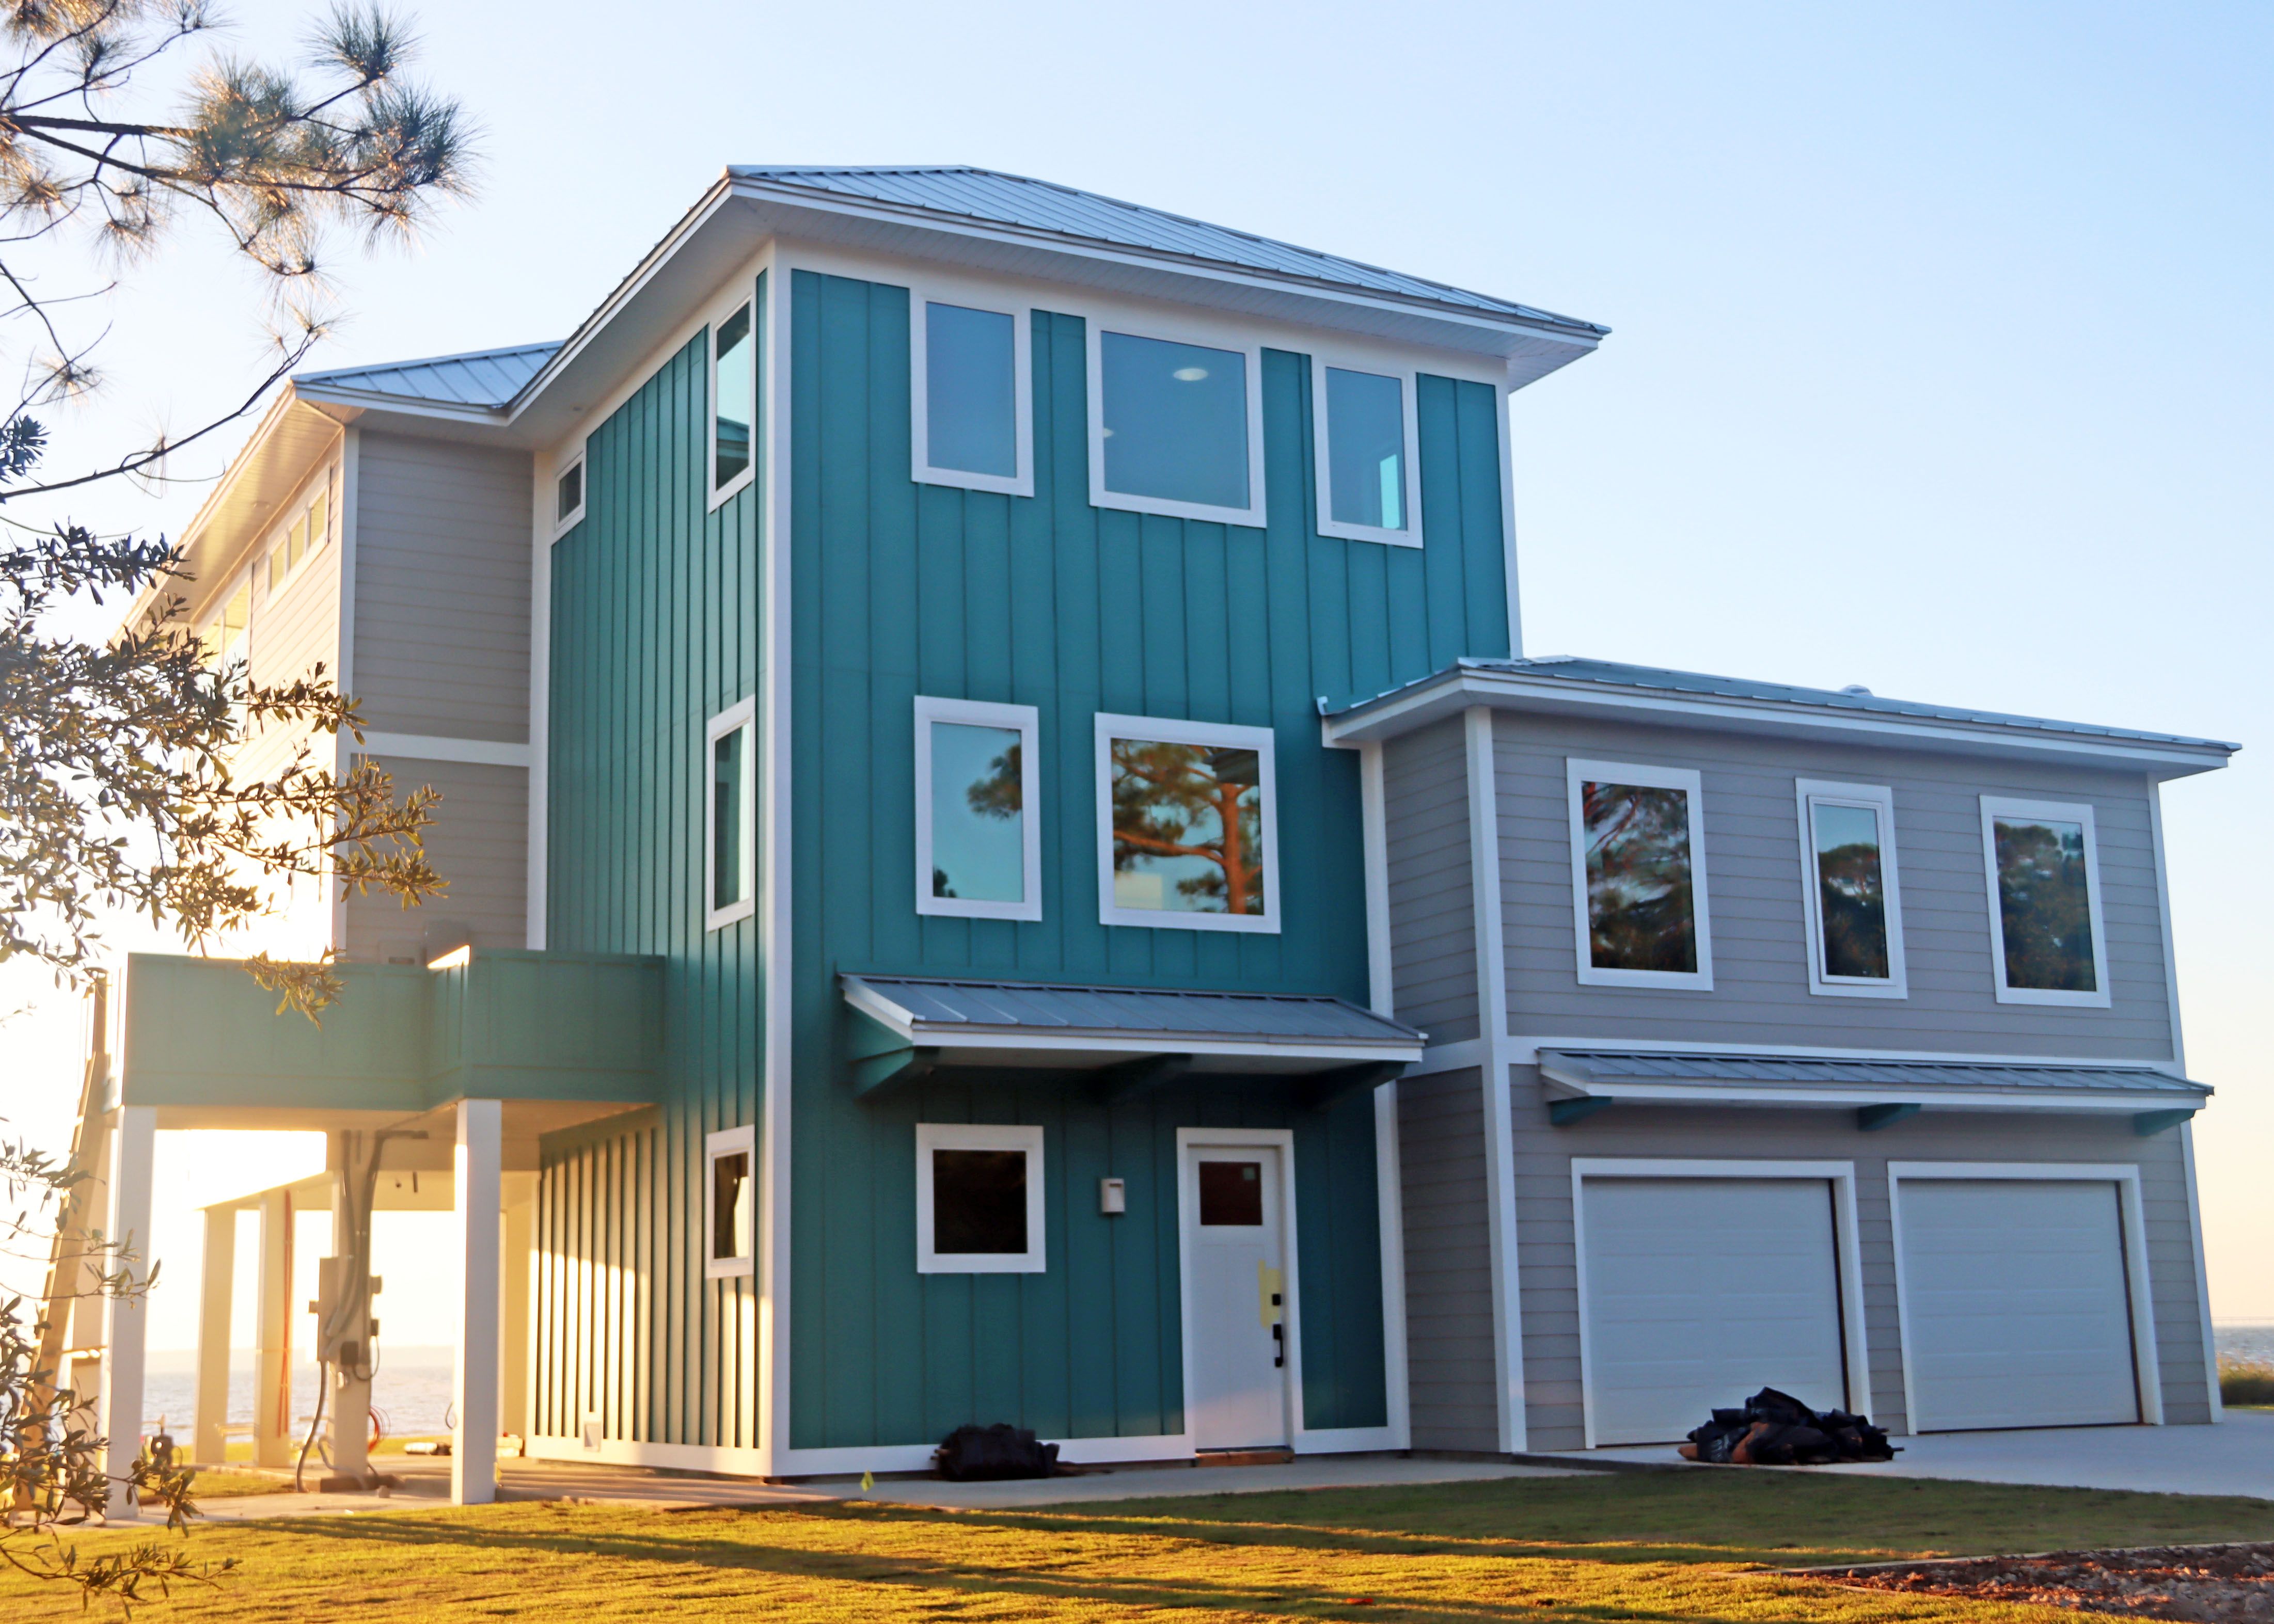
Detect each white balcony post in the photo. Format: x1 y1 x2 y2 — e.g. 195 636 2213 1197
98 1106 157 1515
500 1173 537 1444
193 1206 235 1466
452 1099 502 1505
251 1188 293 1468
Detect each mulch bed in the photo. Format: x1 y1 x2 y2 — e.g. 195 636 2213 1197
1814 1543 2274 1621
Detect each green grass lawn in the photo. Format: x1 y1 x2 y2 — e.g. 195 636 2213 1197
4 1470 2268 1620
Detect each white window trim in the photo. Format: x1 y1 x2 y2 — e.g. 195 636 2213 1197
1885 1161 2161 1429
1309 352 1423 549
916 1122 1047 1274
703 1124 756 1280
913 695 1042 921
707 291 758 512
1795 779 1908 1000
1568 1158 1870 1450
704 697 757 931
260 466 337 603
910 287 1034 498
1095 712 1281 935
1979 795 2112 1008
1565 758 1713 990
1086 321 1269 528
553 449 587 535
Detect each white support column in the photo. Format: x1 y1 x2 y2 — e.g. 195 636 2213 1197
452 1100 502 1505
1464 706 1527 1454
252 1188 293 1468
193 1207 235 1466
98 1106 157 1512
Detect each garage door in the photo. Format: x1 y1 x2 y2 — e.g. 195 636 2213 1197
1579 1177 1850 1446
1896 1179 2139 1431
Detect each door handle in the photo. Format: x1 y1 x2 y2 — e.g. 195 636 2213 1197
1272 1323 1285 1368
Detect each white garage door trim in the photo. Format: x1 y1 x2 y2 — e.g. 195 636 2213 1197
1888 1161 2162 1430
1571 1159 1871 1450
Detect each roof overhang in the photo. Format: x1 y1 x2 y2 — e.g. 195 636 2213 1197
1321 661 2237 777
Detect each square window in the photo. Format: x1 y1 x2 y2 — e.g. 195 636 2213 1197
1566 759 1714 989
916 1124 1045 1273
705 698 756 930
912 294 1032 495
1088 326 1266 526
1095 714 1279 934
704 1126 755 1279
556 455 585 529
914 696 1041 921
1980 796 2111 1007
712 298 755 498
1197 1159 1264 1227
1314 359 1420 546
1797 780 1908 998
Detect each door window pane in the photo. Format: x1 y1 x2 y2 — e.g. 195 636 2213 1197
1099 331 1248 511
1109 737 1267 916
1324 367 1407 531
932 1149 1028 1254
710 1150 752 1261
1198 1160 1264 1226
929 720 1023 903
1993 815 2097 992
926 302 1017 477
712 724 746 910
1812 801 1890 979
1581 780 1697 973
714 302 754 489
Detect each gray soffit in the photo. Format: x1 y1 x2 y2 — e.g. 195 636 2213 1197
1322 655 2238 773
1538 1048 2209 1113
843 973 1425 1072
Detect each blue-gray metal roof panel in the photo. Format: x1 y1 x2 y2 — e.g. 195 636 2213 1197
295 342 564 408
1539 1048 2207 1097
845 974 1424 1046
730 166 1607 335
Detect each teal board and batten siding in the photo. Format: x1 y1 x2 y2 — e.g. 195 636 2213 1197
786 269 1512 1449
537 282 765 1453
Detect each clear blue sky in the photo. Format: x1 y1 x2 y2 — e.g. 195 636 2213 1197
3 0 2267 1347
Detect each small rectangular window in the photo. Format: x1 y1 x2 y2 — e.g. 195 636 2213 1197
914 696 1041 921
555 455 585 530
705 698 756 930
1095 713 1279 934
704 1126 755 1279
1566 758 1714 990
1088 326 1266 526
912 295 1032 495
307 488 328 554
1980 796 2111 1007
712 299 755 496
1314 359 1420 547
1797 780 1907 998
200 578 250 671
1197 1159 1265 1227
916 1123 1045 1273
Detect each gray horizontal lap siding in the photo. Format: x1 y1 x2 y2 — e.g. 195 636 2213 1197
1490 712 2175 1060
1384 718 1479 1045
344 755 528 964
1397 1068 1501 1451
1511 1071 2211 1450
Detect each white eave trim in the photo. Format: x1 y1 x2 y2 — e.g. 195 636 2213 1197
1540 1078 2202 1112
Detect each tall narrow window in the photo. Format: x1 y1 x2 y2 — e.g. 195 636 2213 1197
1566 759 1713 989
704 1126 755 1279
1095 714 1279 934
1089 327 1265 525
200 579 249 671
917 1123 1046 1273
1797 780 1907 998
913 295 1031 495
705 699 756 930
712 299 754 495
1315 360 1419 546
914 696 1041 921
555 454 586 530
1980 797 2110 1006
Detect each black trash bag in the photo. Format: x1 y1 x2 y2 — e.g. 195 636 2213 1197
933 1422 1061 1481
1681 1387 1896 1466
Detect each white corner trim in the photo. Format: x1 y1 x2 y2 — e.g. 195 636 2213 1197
1308 351 1422 548
1495 384 1521 657
1885 1161 2162 1431
908 283 1036 498
1794 778 1908 1000
1086 319 1268 528
704 697 759 932
1568 1158 1871 1448
913 695 1042 921
1094 712 1281 933
526 444 552 951
1466 707 1526 1453
330 427 360 956
915 1123 1047 1273
1358 741 1394 1017
355 731 533 770
1357 739 1411 1450
1565 757 1714 992
1979 796 2114 1009
703 1125 756 1280
757 258 793 1478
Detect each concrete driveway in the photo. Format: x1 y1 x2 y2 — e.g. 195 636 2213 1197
1578 1409 2274 1500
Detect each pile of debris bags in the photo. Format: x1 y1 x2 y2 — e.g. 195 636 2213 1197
1679 1387 1896 1465
934 1422 1061 1480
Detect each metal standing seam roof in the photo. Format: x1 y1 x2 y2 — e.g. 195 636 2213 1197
1333 655 2239 754
729 165 1608 336
844 974 1425 1048
295 341 564 408
1538 1049 2208 1098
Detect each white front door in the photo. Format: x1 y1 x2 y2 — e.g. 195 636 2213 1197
1182 1142 1290 1450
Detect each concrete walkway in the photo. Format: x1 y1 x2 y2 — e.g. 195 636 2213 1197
1577 1409 2274 1500
867 1456 1571 1509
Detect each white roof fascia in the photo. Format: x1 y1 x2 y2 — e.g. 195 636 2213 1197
1541 1078 2200 1112
1320 667 2236 774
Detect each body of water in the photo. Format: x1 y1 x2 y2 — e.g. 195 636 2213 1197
2216 1323 2274 1365
136 1354 457 1446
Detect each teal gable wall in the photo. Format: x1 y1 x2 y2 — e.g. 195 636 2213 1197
786 270 1513 1448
